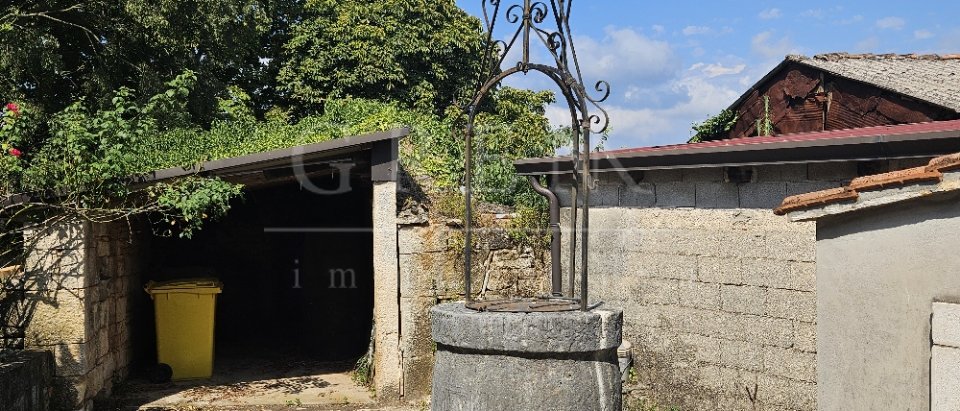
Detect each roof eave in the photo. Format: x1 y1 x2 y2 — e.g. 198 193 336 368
514 127 960 176
136 127 409 183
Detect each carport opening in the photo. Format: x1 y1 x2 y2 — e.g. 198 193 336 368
127 171 375 397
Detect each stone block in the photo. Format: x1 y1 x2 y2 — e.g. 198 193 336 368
48 343 88 377
807 161 858 182
24 289 87 346
400 296 436 397
756 374 816 409
740 315 794 348
619 183 656 207
23 221 86 251
23 264 86 292
662 307 722 337
720 285 767 315
933 302 960 348
695 182 740 209
720 339 764 371
693 364 723 391
398 226 450 255
718 366 759 395
716 229 768 259
786 181 842 197
932 345 960 411
764 230 816 262
634 278 679 305
678 333 722 365
644 169 683 183
682 168 724 182
763 346 816 382
655 182 696 208
738 182 787 209
698 256 742 285
627 252 698 280
432 303 622 353
742 259 816 292
679 281 721 310
794 321 817 353
766 289 816 322
623 304 666 329
772 164 809 182
593 184 621 207
632 228 718 257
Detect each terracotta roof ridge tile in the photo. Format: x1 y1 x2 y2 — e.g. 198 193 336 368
848 166 943 192
774 187 858 216
775 152 960 215
926 153 960 172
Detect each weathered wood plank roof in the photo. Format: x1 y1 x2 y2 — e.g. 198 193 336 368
789 53 960 112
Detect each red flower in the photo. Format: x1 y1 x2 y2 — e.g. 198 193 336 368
8 148 21 157
5 102 18 114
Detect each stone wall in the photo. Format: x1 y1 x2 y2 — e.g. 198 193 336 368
556 163 893 410
396 212 551 403
18 220 146 411
0 350 55 411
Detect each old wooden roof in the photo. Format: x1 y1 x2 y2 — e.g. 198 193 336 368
786 53 960 112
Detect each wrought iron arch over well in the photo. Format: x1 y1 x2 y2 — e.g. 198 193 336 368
462 0 609 312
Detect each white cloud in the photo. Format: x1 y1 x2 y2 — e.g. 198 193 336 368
835 15 864 25
876 16 905 30
546 63 746 148
758 8 782 20
682 26 711 36
574 27 679 85
651 25 665 35
690 63 747 78
914 29 935 40
800 9 823 19
751 31 798 59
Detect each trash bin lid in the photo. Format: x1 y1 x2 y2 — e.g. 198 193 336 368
145 278 223 295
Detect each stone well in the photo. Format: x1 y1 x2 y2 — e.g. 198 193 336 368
430 303 623 411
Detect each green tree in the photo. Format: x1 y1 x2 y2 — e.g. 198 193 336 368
277 0 484 114
0 0 273 123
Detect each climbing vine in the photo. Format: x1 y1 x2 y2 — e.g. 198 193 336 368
689 109 739 143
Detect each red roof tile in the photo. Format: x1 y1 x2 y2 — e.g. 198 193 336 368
774 188 859 216
775 152 960 215
848 167 943 192
602 120 960 157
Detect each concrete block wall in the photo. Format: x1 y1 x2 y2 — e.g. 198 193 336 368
556 163 874 410
20 220 145 411
396 215 550 403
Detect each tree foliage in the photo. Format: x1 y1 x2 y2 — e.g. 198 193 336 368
278 0 485 114
689 109 739 143
0 0 274 122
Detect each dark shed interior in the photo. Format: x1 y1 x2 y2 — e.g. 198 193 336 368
129 147 381 374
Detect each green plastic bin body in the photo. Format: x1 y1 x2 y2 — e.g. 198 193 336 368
145 278 222 380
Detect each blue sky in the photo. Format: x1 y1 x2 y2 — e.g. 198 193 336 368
454 0 960 149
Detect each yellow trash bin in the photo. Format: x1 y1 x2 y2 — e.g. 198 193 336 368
145 278 223 380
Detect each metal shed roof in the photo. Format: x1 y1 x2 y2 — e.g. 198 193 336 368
139 127 408 184
514 120 960 175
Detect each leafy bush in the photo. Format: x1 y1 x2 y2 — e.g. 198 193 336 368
689 109 739 143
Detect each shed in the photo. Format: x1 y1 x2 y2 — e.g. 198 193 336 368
17 128 408 409
777 152 960 410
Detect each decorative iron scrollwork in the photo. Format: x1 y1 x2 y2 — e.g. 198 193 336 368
463 0 609 312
